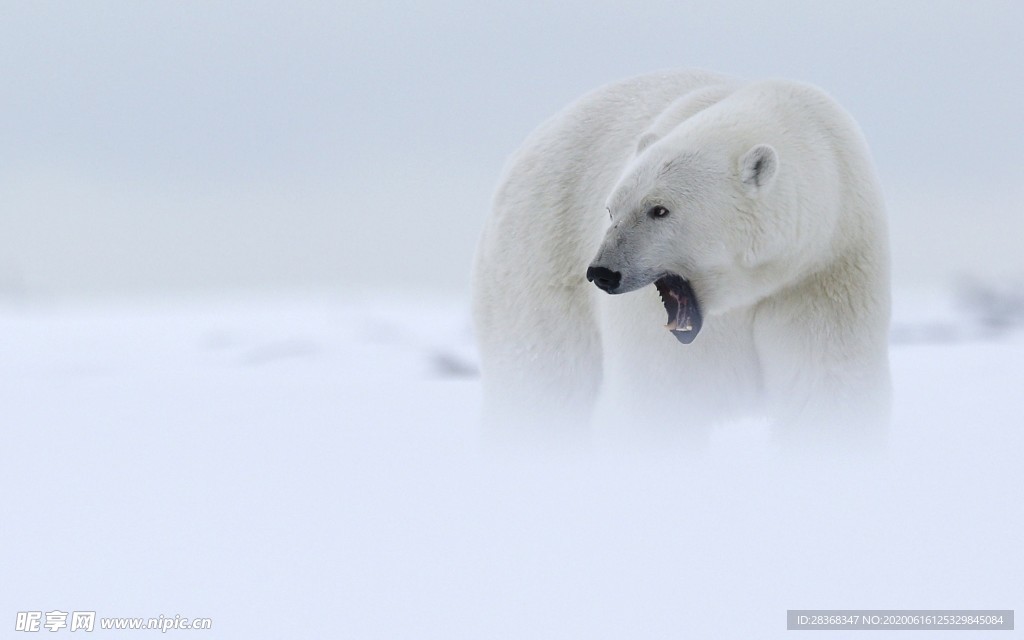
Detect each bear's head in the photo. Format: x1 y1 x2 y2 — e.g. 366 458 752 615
588 121 833 344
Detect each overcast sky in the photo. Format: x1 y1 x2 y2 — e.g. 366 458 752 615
1 0 1022 299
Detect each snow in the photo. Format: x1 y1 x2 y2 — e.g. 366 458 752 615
1 290 1021 638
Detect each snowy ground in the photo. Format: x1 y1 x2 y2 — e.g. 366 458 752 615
1 289 1021 638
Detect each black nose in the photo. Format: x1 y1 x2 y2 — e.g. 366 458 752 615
586 266 621 293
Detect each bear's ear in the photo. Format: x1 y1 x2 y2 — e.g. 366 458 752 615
636 132 659 155
740 144 778 191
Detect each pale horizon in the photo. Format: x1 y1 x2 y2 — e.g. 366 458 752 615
1 1 1021 299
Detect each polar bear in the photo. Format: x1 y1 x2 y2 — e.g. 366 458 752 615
472 70 891 445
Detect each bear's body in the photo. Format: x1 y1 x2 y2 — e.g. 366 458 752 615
472 70 891 444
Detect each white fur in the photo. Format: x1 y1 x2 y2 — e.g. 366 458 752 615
472 70 891 445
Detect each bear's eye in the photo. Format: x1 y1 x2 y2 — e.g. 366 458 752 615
647 205 670 219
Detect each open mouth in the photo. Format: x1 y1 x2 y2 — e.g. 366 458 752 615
654 274 703 344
